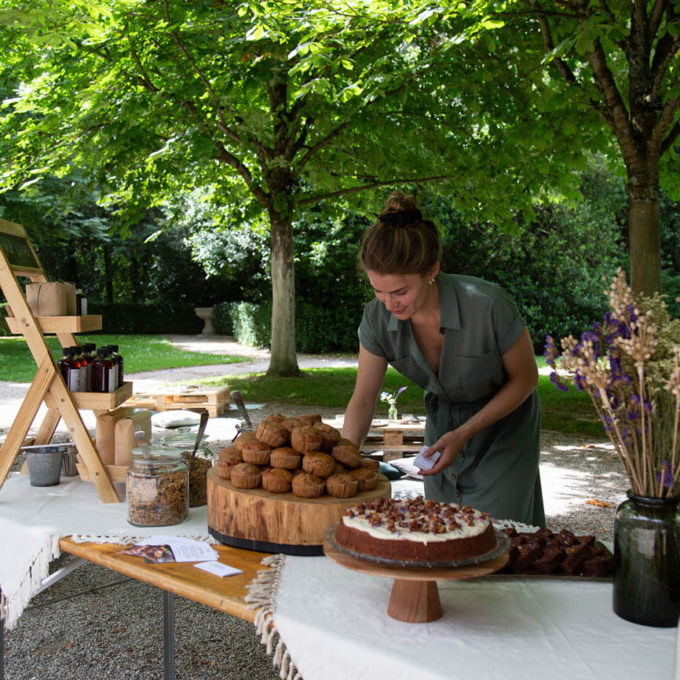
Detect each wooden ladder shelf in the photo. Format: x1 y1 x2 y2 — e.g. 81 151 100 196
0 218 123 502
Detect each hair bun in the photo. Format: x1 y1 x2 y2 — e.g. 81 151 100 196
380 209 423 226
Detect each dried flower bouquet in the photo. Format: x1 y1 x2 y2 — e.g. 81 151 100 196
545 268 680 498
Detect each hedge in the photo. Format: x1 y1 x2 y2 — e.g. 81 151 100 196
88 301 203 334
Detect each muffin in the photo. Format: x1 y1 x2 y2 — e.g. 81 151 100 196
332 461 349 475
234 430 258 454
314 422 341 451
217 447 243 480
280 417 307 433
348 467 378 491
291 426 323 453
230 463 262 489
302 451 335 478
241 439 272 466
325 472 359 498
256 420 289 448
270 446 301 470
262 467 293 493
297 413 322 425
263 413 287 423
218 444 239 460
291 472 325 498
360 457 380 472
331 442 363 469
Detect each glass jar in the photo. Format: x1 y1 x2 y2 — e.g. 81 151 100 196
613 490 680 627
161 433 214 508
126 450 189 526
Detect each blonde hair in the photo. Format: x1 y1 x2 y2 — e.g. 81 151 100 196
359 191 440 276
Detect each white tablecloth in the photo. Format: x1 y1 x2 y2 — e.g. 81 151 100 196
268 554 677 680
0 474 211 628
1 474 678 680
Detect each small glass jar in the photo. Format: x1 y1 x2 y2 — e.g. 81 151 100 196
161 433 214 508
126 450 189 526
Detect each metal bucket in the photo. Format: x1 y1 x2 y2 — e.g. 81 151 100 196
21 443 77 486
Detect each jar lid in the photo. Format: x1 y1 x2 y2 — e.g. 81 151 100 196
130 448 187 471
161 432 211 449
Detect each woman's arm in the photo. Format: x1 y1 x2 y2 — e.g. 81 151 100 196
342 345 388 447
420 327 538 476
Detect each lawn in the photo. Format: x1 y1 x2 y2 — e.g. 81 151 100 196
201 365 603 437
0 335 603 438
0 334 249 381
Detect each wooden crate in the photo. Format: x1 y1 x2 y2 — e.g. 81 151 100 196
124 385 230 418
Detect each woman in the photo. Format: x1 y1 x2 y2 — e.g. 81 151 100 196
342 192 545 526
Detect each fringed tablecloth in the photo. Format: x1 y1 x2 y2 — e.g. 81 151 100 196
0 474 214 629
247 553 676 680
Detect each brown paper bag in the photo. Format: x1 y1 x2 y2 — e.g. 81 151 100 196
115 417 137 467
95 407 134 465
26 281 76 316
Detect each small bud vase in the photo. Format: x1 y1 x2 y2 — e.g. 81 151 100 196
613 490 680 627
388 405 398 423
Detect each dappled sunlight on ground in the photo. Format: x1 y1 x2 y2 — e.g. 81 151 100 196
540 432 627 541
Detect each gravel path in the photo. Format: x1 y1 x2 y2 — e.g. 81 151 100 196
1 336 628 680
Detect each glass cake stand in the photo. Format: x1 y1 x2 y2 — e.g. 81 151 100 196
323 525 510 623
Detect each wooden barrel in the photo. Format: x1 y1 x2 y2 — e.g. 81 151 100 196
207 467 391 556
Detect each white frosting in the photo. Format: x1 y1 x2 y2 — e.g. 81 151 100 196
342 502 489 544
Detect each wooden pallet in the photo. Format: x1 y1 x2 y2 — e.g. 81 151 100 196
124 385 230 418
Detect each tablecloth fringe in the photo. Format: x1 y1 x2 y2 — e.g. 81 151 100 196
245 554 302 680
68 533 219 545
1 534 60 630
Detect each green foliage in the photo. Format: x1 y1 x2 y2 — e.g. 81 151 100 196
212 302 234 336
229 302 269 348
421 161 627 350
0 304 10 337
89 302 203 335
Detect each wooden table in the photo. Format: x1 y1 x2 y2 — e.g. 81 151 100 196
325 416 426 461
57 537 272 680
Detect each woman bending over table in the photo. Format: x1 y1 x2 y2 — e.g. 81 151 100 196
342 191 545 527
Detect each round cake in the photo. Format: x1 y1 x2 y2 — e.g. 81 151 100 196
333 496 496 563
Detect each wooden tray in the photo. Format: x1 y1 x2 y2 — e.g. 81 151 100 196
207 468 391 556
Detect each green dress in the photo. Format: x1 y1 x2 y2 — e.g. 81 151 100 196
359 272 545 527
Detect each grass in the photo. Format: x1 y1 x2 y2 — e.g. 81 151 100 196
0 334 604 438
0 334 249 381
201 363 604 438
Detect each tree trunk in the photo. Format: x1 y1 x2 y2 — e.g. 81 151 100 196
626 154 662 296
628 196 661 296
267 211 300 377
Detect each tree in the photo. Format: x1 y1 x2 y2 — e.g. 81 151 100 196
0 0 587 374
502 0 680 295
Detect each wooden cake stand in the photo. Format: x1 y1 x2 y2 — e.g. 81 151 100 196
324 532 509 623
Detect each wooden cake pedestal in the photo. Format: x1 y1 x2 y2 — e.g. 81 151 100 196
323 537 509 623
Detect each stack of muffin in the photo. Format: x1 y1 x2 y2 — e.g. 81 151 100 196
217 413 380 498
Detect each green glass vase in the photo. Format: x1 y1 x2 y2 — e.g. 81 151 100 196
613 490 680 627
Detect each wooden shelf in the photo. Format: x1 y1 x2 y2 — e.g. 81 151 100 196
5 314 102 335
0 219 122 502
72 382 133 411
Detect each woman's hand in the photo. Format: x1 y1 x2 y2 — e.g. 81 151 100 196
418 428 466 476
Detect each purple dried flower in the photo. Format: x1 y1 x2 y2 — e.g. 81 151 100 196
657 461 674 489
549 372 570 392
